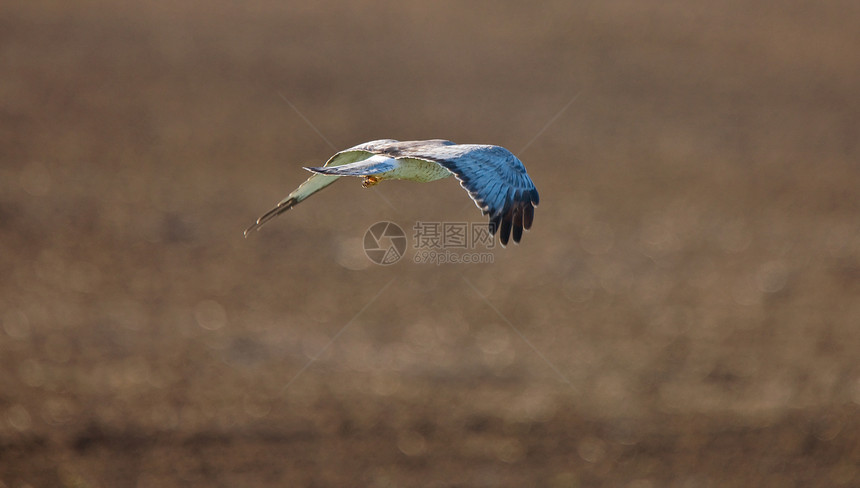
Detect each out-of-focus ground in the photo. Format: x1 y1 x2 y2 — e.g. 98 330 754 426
2 0 859 486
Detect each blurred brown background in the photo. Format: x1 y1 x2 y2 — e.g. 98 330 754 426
2 0 859 486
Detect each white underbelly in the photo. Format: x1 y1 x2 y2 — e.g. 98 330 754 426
383 158 452 183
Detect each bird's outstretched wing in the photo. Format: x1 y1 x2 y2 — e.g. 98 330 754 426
243 140 396 236
378 141 540 246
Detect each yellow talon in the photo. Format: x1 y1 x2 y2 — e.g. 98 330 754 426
362 176 379 188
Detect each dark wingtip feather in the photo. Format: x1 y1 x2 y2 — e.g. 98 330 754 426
523 203 534 230
489 214 502 236
499 214 512 247
512 207 523 243
244 197 298 237
530 188 540 206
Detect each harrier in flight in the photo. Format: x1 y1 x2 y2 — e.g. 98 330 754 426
244 139 539 246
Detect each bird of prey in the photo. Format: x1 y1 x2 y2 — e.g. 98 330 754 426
244 139 539 246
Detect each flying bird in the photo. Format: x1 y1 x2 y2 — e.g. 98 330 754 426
244 139 539 246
